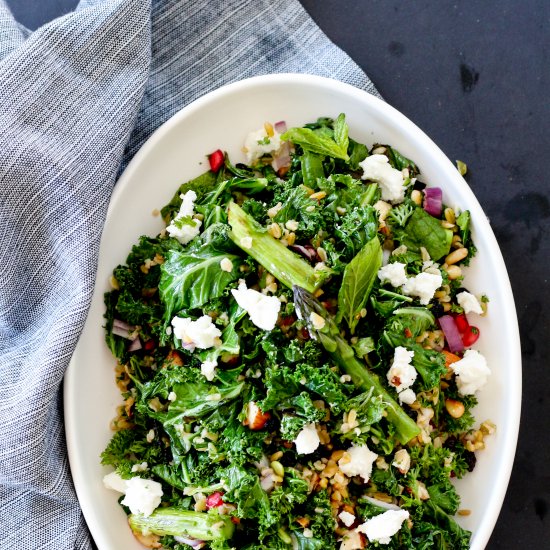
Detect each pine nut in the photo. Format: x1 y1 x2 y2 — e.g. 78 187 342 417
445 399 465 419
268 223 282 238
411 189 423 206
446 265 462 279
445 247 468 265
310 191 326 200
331 450 345 461
444 208 456 224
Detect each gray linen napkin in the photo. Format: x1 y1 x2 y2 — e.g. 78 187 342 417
0 0 379 547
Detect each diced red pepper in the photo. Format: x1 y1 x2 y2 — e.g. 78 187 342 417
230 516 241 524
462 326 480 347
205 491 224 509
453 313 470 335
208 149 224 173
144 339 155 351
404 327 413 338
279 315 296 328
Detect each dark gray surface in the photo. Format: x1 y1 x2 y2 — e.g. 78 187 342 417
5 0 550 548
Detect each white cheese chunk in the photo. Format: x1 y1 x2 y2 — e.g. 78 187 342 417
294 423 320 455
244 126 282 163
457 291 483 315
338 444 378 483
357 509 409 544
451 349 491 395
103 471 128 494
231 281 281 331
121 477 163 517
339 530 364 550
360 154 406 203
378 262 408 288
171 315 222 351
398 388 416 405
103 473 163 518
339 510 356 527
402 271 443 305
387 346 417 395
166 190 202 245
200 359 218 381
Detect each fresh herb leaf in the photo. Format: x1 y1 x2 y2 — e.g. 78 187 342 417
337 236 383 333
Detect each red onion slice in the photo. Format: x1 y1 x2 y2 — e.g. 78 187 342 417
438 315 465 353
289 244 318 262
272 140 291 172
173 536 205 548
112 319 139 340
274 120 287 133
113 318 134 331
423 187 443 217
127 338 142 352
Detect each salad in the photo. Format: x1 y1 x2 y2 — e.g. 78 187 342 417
102 114 494 550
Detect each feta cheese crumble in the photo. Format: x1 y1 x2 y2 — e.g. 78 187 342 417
397 388 416 405
200 359 218 381
122 477 164 517
294 423 320 455
171 315 222 351
356 509 409 544
103 473 163 517
220 257 234 273
402 271 443 305
231 281 281 331
243 126 282 163
387 346 417 397
451 349 491 395
103 471 128 493
339 510 356 527
166 190 202 245
359 154 406 203
378 262 408 288
457 291 483 315
338 444 378 482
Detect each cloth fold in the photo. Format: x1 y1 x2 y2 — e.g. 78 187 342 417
0 0 378 547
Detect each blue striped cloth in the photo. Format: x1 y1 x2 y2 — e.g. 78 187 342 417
0 0 378 547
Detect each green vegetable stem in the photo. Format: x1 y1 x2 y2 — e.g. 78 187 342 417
128 508 235 541
293 285 420 444
227 201 329 292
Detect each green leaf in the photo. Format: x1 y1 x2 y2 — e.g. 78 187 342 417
337 237 383 333
159 226 240 322
332 113 349 155
401 207 453 261
282 126 349 162
300 151 325 187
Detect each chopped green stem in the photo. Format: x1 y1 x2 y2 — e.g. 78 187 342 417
378 288 413 301
227 201 329 292
293 286 420 444
129 508 235 541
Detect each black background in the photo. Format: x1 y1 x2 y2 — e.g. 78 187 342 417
6 0 550 548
